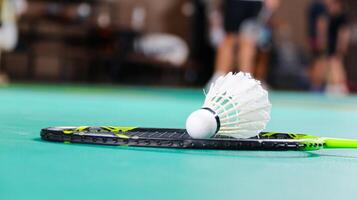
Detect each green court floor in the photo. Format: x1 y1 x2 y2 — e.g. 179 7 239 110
1 84 357 200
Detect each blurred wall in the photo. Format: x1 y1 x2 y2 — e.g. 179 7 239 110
113 0 191 42
4 0 357 88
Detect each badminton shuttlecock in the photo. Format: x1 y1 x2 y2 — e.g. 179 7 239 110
186 72 271 139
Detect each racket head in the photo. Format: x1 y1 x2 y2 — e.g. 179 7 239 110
40 126 325 151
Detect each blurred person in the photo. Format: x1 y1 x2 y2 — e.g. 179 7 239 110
239 0 279 84
308 0 350 95
307 0 328 91
0 0 27 84
324 0 350 95
207 0 279 87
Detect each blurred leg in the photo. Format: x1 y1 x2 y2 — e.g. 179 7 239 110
214 33 235 73
326 56 348 94
0 53 9 85
310 56 328 90
206 33 236 88
327 56 347 84
255 51 269 81
237 35 257 73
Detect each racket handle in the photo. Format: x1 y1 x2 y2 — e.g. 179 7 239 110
324 138 357 149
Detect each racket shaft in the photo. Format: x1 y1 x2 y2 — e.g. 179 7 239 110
324 138 357 149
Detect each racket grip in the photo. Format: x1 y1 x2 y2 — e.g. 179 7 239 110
324 138 357 149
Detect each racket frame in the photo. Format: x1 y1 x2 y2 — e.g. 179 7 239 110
40 126 327 151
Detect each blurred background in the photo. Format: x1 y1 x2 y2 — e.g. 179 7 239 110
1 0 357 94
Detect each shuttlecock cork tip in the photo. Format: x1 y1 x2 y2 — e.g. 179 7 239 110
186 108 219 139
